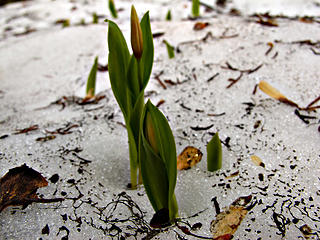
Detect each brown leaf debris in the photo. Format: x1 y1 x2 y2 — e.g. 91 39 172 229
177 146 203 170
210 195 253 239
0 164 63 212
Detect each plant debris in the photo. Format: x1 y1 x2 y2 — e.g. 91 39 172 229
14 124 39 135
41 224 50 235
226 72 243 88
294 109 316 124
222 62 263 74
299 224 315 239
222 62 263 88
36 135 56 142
156 99 165 107
265 42 274 55
250 155 265 168
259 81 320 112
154 71 167 89
97 63 108 71
193 22 209 31
45 123 79 135
50 95 106 110
258 81 300 108
190 124 214 131
0 164 64 212
177 146 203 170
210 195 255 239
255 15 279 27
150 208 171 228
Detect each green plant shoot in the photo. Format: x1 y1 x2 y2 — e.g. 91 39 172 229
86 56 98 98
207 132 222 171
108 0 118 18
92 12 98 24
192 0 200 17
107 6 154 188
163 40 175 59
140 100 178 224
166 10 172 21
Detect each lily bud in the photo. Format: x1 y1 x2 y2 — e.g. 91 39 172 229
131 6 143 59
145 112 159 155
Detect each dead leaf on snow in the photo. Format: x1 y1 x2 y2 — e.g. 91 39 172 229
193 22 209 30
250 155 265 168
210 195 254 239
258 81 299 108
0 164 64 212
299 224 314 239
177 146 203 170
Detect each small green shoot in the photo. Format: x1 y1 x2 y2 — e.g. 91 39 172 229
107 6 154 188
140 100 178 225
80 18 86 25
108 0 118 18
207 132 222 171
163 40 175 59
85 56 98 98
192 0 200 18
92 12 98 24
166 10 172 21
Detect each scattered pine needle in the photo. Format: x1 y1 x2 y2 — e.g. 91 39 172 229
258 81 300 108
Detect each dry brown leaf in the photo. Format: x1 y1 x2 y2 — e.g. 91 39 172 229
211 206 248 237
258 81 299 108
210 195 253 239
299 224 314 239
193 22 209 30
250 155 265 168
0 164 63 212
256 17 278 27
177 146 203 170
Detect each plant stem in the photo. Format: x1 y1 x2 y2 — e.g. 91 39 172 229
128 88 145 188
169 194 179 221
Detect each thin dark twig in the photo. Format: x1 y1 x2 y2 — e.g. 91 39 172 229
226 72 243 88
207 73 219 82
154 71 166 89
265 42 274 56
310 48 320 55
306 95 320 109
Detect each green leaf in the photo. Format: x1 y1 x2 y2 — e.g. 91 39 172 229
163 40 175 59
127 55 140 99
140 100 178 220
140 132 169 211
207 132 222 172
86 56 98 97
108 20 131 118
128 91 144 141
108 0 118 18
192 0 200 17
139 12 154 89
145 101 177 199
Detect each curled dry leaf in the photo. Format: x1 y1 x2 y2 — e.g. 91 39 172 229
258 81 299 108
0 164 64 212
250 155 265 168
299 224 314 239
210 195 253 239
177 146 203 170
193 22 209 30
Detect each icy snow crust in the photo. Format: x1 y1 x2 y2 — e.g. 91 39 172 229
0 0 320 239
